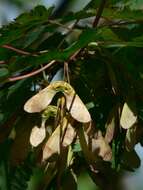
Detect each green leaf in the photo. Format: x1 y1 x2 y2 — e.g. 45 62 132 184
23 26 46 48
62 169 77 190
103 8 143 20
24 28 98 65
78 170 98 190
65 28 97 51
128 0 143 10
89 27 143 48
0 79 33 125
15 5 54 24
72 142 81 152
0 6 54 46
0 68 9 80
61 9 95 23
0 160 8 190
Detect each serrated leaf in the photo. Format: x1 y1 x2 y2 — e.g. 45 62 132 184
0 6 55 46
120 103 137 129
30 126 46 147
16 5 54 24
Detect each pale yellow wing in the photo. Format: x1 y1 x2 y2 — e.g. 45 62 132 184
120 103 137 129
24 88 56 113
42 118 75 161
66 94 91 123
30 126 46 147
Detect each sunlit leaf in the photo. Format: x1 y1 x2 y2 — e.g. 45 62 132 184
120 103 137 129
0 68 9 80
30 126 46 147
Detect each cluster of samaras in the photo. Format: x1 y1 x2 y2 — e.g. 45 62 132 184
24 81 137 163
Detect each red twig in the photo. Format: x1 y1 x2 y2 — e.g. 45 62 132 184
8 60 56 82
69 49 81 61
0 60 5 64
92 0 107 28
2 44 36 56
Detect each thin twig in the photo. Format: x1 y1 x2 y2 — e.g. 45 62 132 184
92 0 107 28
102 19 143 27
69 49 81 61
64 61 70 83
8 60 56 82
0 60 5 64
6 21 81 83
48 20 72 31
7 47 81 83
2 44 37 56
61 93 76 144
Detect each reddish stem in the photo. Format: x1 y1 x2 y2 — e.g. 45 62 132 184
8 60 56 82
2 44 36 56
0 60 6 64
92 0 107 28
